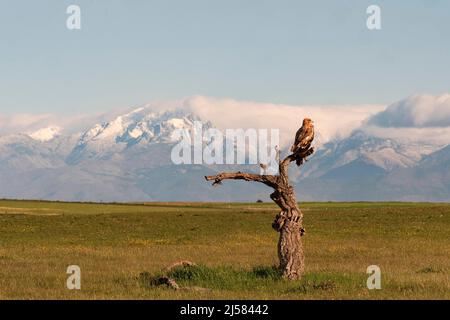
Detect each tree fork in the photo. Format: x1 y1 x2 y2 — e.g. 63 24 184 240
205 118 315 280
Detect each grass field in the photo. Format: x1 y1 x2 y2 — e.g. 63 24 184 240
0 200 448 299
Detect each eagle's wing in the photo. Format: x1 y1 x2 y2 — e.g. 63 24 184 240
291 126 304 152
290 125 307 152
300 125 314 147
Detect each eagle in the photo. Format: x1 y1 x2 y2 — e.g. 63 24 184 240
290 118 314 166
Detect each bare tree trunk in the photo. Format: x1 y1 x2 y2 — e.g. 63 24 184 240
277 219 304 279
205 120 314 280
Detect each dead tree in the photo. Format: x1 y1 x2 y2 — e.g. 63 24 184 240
205 118 314 280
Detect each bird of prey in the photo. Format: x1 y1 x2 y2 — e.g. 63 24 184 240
291 118 314 153
290 118 314 166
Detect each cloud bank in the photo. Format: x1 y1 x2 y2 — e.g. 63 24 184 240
358 94 450 146
368 94 450 128
180 96 384 146
2 93 450 147
0 114 56 134
0 109 133 136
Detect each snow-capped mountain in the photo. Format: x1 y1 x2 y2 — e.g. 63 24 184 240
300 130 445 179
77 108 198 146
0 131 77 171
66 109 209 165
1 105 450 202
28 126 62 142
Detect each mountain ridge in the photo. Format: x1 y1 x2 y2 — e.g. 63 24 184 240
1 107 449 202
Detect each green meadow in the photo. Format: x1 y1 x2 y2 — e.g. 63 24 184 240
0 200 448 299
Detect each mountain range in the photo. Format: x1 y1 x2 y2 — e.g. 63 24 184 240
1 105 449 202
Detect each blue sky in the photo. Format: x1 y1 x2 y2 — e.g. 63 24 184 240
0 0 449 115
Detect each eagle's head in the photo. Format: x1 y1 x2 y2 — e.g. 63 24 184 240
303 118 313 125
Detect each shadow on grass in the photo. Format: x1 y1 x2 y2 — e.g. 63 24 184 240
139 265 283 291
138 264 363 295
284 272 361 294
286 279 336 294
416 266 443 274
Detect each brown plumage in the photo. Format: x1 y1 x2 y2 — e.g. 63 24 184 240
290 118 314 166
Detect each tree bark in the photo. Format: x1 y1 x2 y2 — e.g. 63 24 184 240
205 120 315 280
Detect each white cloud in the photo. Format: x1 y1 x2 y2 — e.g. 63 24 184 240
360 94 450 146
4 94 450 148
0 108 131 135
178 96 384 147
0 96 385 147
0 114 55 134
368 94 450 127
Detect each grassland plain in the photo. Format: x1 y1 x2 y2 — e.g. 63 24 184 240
0 200 448 300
